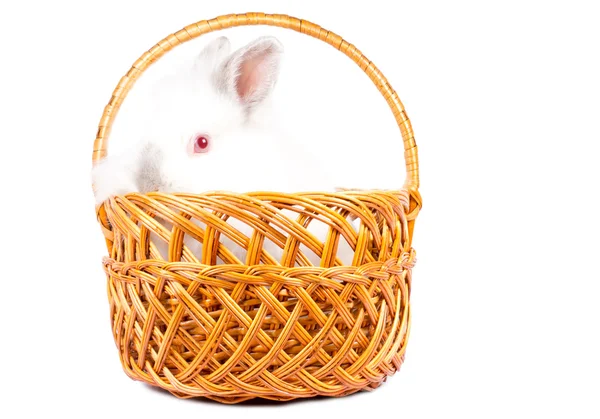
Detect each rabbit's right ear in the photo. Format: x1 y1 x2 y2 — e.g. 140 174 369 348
194 36 231 72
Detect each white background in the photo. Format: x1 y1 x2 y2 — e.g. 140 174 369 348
1 0 599 418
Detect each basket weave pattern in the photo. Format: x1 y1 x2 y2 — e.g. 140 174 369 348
94 13 421 403
102 191 414 402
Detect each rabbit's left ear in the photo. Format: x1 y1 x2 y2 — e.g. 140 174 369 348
216 36 283 112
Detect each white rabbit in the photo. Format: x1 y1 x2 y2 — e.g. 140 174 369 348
92 36 357 266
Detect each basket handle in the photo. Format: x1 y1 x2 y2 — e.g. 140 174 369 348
92 13 421 220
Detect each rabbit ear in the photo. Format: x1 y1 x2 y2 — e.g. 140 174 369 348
216 36 283 112
194 36 231 71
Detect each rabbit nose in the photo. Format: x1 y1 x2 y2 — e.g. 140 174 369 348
135 142 165 193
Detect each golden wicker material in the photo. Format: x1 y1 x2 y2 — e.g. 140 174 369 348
93 13 422 403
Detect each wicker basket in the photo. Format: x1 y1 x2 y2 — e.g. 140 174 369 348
93 13 422 404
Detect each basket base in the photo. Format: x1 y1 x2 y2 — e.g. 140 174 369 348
134 363 399 404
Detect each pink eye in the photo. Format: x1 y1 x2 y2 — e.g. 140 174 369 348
192 135 210 153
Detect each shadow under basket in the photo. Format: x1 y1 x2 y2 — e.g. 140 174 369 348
93 13 422 404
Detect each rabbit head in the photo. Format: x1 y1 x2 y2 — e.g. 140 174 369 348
92 36 301 204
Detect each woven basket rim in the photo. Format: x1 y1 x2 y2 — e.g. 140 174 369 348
97 188 411 198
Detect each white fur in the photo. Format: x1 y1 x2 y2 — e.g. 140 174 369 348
92 36 357 265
